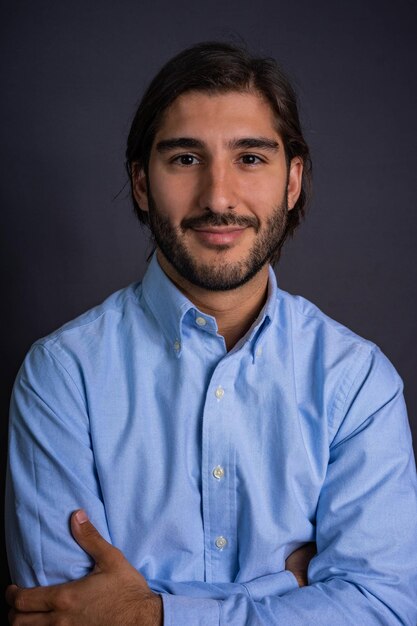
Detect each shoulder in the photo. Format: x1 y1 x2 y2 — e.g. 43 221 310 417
35 282 144 350
274 287 403 430
275 286 383 367
38 282 142 346
19 282 146 382
276 287 374 352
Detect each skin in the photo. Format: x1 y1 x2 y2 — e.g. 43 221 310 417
6 91 314 624
6 511 315 625
7 511 163 626
133 90 303 349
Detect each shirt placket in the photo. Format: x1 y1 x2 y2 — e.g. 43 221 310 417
201 356 238 583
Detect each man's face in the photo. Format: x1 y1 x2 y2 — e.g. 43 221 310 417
134 90 303 291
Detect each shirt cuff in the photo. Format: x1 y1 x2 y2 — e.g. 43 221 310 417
162 593 220 626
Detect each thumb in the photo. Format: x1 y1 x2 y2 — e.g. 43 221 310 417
71 509 121 571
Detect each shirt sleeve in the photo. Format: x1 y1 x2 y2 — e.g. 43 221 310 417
162 347 417 626
5 342 298 603
5 343 112 586
7 343 417 625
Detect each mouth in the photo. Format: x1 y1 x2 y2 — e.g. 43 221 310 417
191 226 247 246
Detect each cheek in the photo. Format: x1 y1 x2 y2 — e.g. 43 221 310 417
241 173 286 206
149 180 179 214
152 180 198 223
246 192 285 221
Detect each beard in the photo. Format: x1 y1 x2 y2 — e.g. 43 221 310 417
147 189 289 292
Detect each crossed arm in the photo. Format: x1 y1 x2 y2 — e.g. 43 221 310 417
6 510 163 626
6 510 315 625
6 344 417 625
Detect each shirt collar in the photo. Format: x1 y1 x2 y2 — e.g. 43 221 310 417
140 253 278 357
140 253 193 356
235 265 277 361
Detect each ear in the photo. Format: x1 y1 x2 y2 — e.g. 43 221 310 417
131 163 149 212
287 157 303 211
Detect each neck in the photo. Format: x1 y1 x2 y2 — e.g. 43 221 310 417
157 251 270 351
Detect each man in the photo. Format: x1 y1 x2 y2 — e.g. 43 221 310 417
6 42 417 625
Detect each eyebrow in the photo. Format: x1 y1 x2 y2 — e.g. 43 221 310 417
228 137 280 152
155 138 204 152
155 136 280 153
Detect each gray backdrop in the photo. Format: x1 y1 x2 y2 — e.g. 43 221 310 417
1 0 416 618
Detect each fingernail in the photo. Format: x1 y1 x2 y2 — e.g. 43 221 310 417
75 509 89 524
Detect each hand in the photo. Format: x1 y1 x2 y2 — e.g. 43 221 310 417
285 542 317 587
6 510 163 626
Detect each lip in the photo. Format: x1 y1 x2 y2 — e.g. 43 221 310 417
191 226 247 246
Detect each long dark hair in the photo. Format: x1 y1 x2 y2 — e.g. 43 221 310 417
126 41 312 243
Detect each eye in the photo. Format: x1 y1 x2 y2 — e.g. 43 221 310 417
172 154 200 166
239 154 265 165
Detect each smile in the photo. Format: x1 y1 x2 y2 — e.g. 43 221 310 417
191 226 247 246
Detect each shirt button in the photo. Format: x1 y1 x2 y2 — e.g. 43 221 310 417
212 465 225 480
215 386 224 400
256 346 263 357
215 536 228 550
196 316 207 326
173 340 181 352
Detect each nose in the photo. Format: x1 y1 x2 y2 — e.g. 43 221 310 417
197 161 238 213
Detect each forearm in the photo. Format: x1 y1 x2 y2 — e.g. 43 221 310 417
149 569 298 601
162 578 410 626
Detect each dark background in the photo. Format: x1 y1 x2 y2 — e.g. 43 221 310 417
1 0 416 620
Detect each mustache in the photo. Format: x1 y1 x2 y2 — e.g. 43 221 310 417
181 212 259 232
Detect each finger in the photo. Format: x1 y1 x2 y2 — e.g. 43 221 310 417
298 542 317 561
8 607 49 625
286 541 317 564
7 585 55 613
70 510 121 570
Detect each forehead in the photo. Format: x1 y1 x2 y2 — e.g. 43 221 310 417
154 90 281 142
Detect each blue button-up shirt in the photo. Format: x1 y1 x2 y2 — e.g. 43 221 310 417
6 254 417 625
